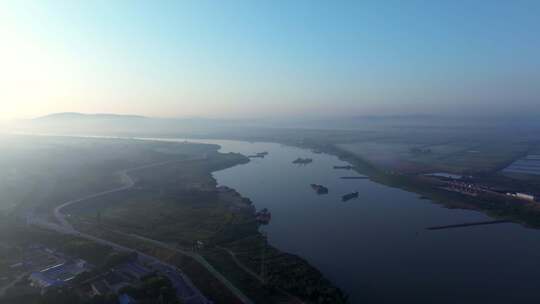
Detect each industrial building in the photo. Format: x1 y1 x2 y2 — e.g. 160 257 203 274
507 192 536 202
29 259 89 290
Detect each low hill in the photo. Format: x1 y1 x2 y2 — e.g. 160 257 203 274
10 112 259 139
36 112 147 121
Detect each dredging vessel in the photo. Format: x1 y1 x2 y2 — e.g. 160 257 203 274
255 208 272 224
334 165 354 170
310 184 329 194
293 158 313 164
342 191 359 202
248 152 269 158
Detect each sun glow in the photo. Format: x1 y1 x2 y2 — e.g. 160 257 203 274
0 23 80 119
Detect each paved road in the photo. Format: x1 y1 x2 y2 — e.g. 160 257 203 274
30 158 216 304
217 246 304 304
217 246 264 282
129 234 254 304
0 272 30 297
53 159 179 230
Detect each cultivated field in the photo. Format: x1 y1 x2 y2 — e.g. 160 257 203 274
337 139 530 174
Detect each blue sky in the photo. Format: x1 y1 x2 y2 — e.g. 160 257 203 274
0 0 539 119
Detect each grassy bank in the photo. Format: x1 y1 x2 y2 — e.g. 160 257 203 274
68 147 348 304
319 143 540 229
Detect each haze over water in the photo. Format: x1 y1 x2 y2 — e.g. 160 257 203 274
197 139 540 304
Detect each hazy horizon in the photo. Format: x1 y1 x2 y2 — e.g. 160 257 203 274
2 3 540 303
1 0 539 120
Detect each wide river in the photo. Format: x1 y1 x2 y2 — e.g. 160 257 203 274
158 138 540 303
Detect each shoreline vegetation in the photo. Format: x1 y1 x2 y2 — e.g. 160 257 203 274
8 134 539 303
177 153 348 303
0 135 348 304
207 188 348 304
65 144 348 304
303 142 540 230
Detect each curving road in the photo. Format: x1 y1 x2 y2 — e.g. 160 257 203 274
53 159 179 230
216 246 304 304
30 157 254 304
0 272 30 297
129 233 254 304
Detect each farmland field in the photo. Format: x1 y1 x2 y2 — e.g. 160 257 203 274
503 148 540 176
336 140 529 174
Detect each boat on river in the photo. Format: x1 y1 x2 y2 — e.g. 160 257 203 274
311 184 329 194
334 165 354 170
248 152 269 158
293 158 313 164
255 208 272 224
342 191 359 202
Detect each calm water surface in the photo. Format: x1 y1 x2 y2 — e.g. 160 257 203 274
158 139 540 304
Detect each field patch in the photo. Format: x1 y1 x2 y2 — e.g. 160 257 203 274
503 154 540 176
337 140 529 174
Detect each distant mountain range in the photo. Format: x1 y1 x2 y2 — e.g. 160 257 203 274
29 112 445 132
13 112 260 138
6 112 539 139
36 112 147 121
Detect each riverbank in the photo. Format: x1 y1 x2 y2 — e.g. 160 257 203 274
310 143 540 229
13 135 540 303
204 154 348 303
65 144 347 304
207 187 348 304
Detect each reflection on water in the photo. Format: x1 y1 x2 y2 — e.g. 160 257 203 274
152 138 540 304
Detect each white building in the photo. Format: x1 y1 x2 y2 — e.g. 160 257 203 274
29 261 89 291
507 192 536 202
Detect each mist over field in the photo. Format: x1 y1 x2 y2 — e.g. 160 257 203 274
5 111 540 134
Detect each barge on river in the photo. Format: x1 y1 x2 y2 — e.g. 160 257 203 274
311 184 329 195
255 208 272 224
342 191 359 202
293 158 313 164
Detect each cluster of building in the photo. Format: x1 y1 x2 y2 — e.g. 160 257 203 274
87 261 151 298
506 192 536 202
441 180 538 202
22 246 144 303
8 243 214 304
441 180 488 197
7 245 59 274
30 259 88 290
428 172 537 203
8 245 166 303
